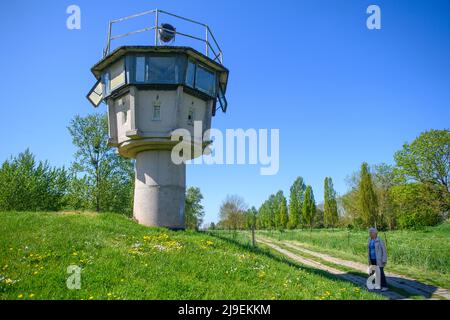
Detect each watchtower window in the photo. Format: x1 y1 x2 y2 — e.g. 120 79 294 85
124 55 219 98
188 109 195 126
109 58 126 91
186 60 196 88
195 65 216 96
135 56 146 82
102 73 110 96
148 57 177 84
153 105 161 121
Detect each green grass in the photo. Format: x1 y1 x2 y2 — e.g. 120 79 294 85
211 230 445 299
269 241 428 300
0 212 382 300
258 223 450 289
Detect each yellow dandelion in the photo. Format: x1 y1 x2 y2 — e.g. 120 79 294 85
29 294 35 298
72 252 78 256
88 296 94 300
33 271 39 275
18 294 24 299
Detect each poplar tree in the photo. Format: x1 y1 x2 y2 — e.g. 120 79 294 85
288 177 306 229
358 162 378 227
279 195 288 229
273 191 285 229
324 177 339 227
302 185 316 229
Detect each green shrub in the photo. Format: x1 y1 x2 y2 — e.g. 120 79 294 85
390 184 443 229
0 149 68 211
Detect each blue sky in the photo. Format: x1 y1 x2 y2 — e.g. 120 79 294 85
0 0 449 225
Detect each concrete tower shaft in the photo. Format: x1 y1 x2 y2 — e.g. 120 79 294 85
134 150 185 229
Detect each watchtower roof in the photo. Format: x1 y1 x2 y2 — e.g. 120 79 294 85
91 46 229 86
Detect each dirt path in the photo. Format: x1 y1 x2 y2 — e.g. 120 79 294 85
257 237 405 300
280 240 450 300
257 236 448 300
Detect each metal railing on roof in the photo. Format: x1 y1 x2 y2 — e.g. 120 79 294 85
103 9 223 64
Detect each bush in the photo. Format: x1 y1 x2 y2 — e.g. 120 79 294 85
390 183 444 229
0 149 68 211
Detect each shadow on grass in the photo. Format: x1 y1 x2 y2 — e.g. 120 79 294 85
206 231 419 300
258 230 447 299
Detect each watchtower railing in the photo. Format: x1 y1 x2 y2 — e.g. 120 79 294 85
103 9 223 64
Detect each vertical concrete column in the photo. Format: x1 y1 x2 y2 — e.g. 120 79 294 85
133 150 186 229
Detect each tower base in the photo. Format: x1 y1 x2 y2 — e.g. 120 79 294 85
133 150 186 229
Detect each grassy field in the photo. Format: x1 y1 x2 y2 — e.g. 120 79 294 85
257 223 450 289
0 212 382 300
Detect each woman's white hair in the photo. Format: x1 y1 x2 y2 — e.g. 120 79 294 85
369 227 378 234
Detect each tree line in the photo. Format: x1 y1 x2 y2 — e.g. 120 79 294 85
0 114 134 215
0 113 205 230
216 177 336 231
0 114 447 231
217 129 449 230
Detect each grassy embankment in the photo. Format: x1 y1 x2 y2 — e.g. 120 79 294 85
0 212 381 300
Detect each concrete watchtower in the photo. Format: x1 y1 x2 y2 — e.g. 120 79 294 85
87 9 229 229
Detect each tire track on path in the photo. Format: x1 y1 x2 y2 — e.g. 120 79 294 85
279 239 449 300
256 237 405 300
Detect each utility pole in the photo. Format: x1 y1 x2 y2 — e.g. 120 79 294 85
252 210 256 247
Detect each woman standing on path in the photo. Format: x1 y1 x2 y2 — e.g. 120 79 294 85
368 227 389 291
